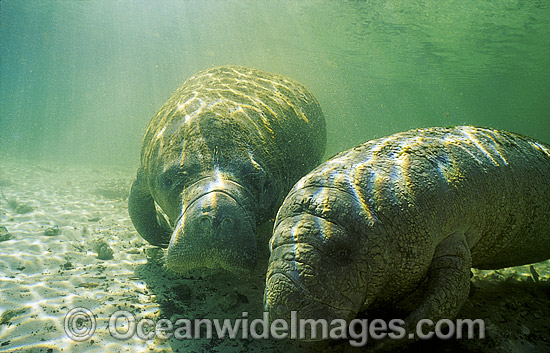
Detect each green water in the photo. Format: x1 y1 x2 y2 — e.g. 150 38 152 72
1 0 549 166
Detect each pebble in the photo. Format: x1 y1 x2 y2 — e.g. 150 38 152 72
0 226 11 241
15 204 34 214
95 241 114 260
44 225 60 236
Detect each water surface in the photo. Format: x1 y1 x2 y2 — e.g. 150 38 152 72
1 0 548 166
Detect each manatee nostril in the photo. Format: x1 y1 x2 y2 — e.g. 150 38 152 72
220 217 234 231
198 215 212 229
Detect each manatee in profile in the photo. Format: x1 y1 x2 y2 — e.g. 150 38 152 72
128 65 326 275
264 126 550 342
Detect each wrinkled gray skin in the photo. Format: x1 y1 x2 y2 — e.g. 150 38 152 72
129 66 325 274
264 126 550 343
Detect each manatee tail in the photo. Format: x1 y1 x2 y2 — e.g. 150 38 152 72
128 169 171 247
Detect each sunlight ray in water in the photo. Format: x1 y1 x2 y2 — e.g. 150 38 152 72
0 0 548 351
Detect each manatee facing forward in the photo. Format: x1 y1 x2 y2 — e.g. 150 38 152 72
265 126 549 337
129 66 325 274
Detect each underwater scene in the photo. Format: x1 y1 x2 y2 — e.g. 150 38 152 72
1 1 549 352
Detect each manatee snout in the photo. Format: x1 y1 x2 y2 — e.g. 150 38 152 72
167 189 257 274
264 215 364 329
264 260 355 341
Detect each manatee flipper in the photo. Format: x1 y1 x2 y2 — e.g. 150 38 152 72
374 232 472 350
405 232 472 328
128 169 171 247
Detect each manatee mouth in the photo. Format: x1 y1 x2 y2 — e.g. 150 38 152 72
167 179 257 275
264 269 355 324
264 270 356 341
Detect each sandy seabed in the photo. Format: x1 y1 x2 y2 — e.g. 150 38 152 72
0 158 170 353
0 157 548 353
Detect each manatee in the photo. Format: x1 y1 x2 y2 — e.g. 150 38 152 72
264 126 550 341
128 65 326 274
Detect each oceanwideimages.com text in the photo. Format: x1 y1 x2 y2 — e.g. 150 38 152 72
64 307 485 346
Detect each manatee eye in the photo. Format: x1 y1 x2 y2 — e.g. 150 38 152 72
162 178 174 189
325 246 353 266
159 168 176 190
327 239 353 264
238 161 266 192
159 166 187 191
